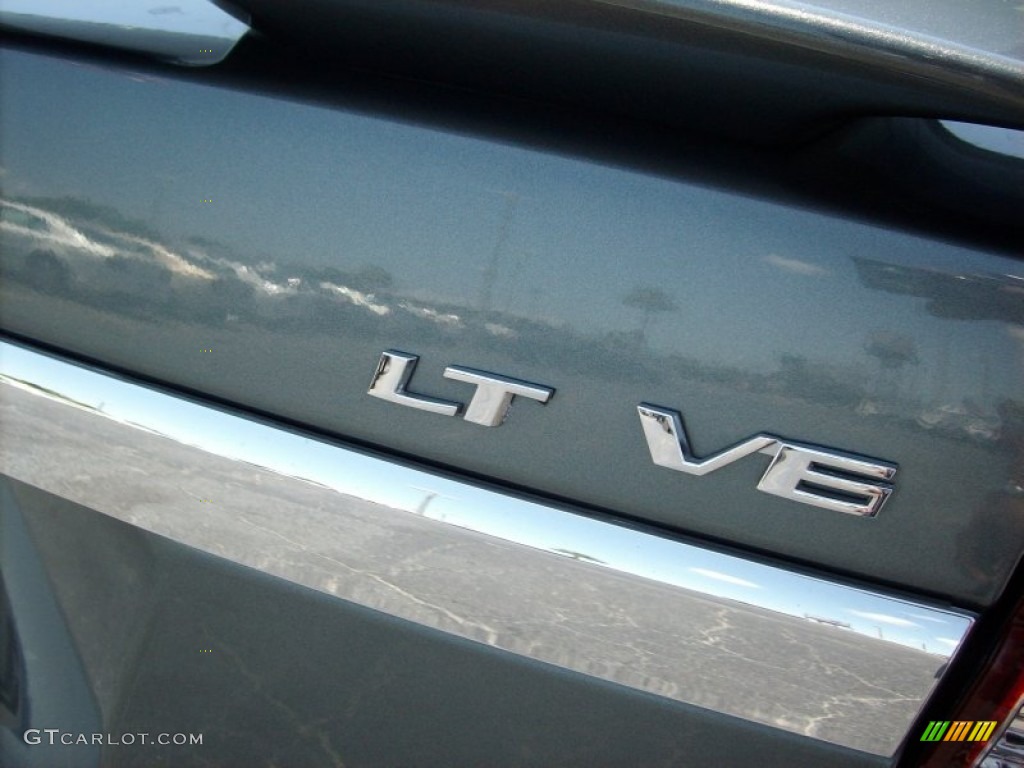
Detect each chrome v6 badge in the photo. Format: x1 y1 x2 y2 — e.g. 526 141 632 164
367 350 897 517
637 405 896 517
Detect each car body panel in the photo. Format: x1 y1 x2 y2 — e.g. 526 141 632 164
1 47 1021 608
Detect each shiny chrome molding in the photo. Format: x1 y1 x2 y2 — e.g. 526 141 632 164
0 340 973 756
0 0 249 66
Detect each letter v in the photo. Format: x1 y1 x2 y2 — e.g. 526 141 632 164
637 404 778 476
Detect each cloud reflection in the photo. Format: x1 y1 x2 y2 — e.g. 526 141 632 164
689 568 761 589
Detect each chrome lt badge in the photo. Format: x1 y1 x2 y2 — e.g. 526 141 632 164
368 350 554 427
637 405 897 517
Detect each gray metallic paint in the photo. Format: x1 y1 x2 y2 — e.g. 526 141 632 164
232 0 1024 142
0 483 102 768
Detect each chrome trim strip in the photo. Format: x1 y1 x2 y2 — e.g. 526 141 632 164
0 340 973 756
0 0 249 67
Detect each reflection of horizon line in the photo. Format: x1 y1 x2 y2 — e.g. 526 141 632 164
413 505 938 653
1 377 361 498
